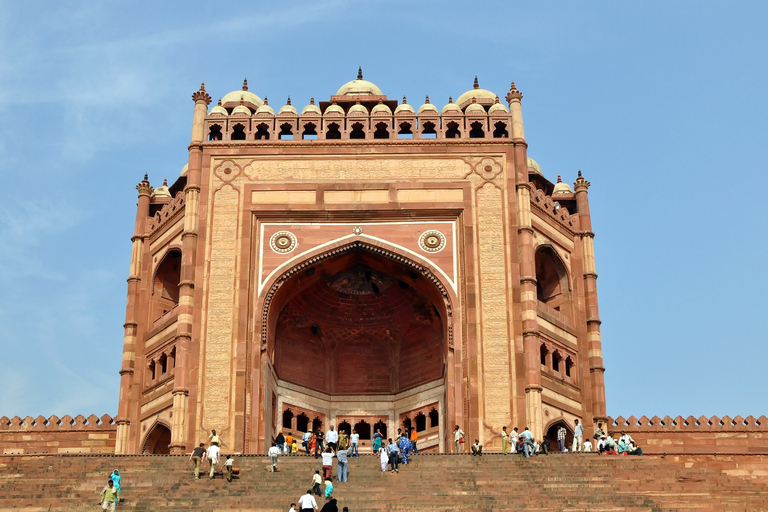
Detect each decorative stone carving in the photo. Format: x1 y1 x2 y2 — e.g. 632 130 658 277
419 230 447 253
269 231 297 254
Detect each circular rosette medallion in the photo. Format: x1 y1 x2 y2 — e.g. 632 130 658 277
269 231 297 254
419 230 447 253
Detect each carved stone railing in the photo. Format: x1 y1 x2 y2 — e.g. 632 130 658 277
148 192 185 233
0 414 115 431
530 184 575 231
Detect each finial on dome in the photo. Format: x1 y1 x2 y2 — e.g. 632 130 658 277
357 66 363 80
378 99 383 104
471 97 477 103
402 96 407 104
425 96 431 104
264 97 268 105
578 170 582 177
144 173 149 181
473 76 479 89
163 178 168 186
286 96 291 105
136 174 152 194
448 96 453 103
574 169 590 190
242 78 248 91
557 175 562 183
218 99 222 106
310 97 315 105
494 96 500 103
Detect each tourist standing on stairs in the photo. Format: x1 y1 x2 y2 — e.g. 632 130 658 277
312 470 323 495
398 433 413 464
452 425 465 453
189 443 207 479
276 431 286 454
372 429 383 454
326 425 338 451
109 469 121 503
350 429 359 457
314 429 325 458
501 426 508 455
207 442 221 478
572 419 584 453
302 431 312 454
386 438 400 472
509 427 519 454
379 444 389 472
336 445 353 483
224 455 234 481
209 429 221 446
410 426 418 454
557 425 567 452
298 489 318 512
520 427 535 458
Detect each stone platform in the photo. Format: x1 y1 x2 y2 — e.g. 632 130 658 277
1 452 767 511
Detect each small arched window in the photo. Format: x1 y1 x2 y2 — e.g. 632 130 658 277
373 420 387 438
159 353 168 375
445 121 460 138
296 413 309 433
255 123 270 140
349 122 365 139
415 412 427 432
152 250 181 321
208 124 223 141
540 344 549 366
373 122 389 139
402 417 412 431
469 121 484 138
493 121 509 138
312 417 323 433
282 409 294 430
354 420 371 440
552 351 562 373
565 357 574 378
302 122 318 140
398 122 413 139
428 408 439 428
148 360 156 382
535 246 571 320
338 420 351 436
278 123 294 140
231 123 246 140
421 121 437 139
325 122 341 139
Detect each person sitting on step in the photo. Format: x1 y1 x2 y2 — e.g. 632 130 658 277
471 439 483 456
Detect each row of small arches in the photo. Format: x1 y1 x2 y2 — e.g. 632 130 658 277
209 120 509 142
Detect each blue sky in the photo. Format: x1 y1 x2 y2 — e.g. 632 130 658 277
0 1 766 420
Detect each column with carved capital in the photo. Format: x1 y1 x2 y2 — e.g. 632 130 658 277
507 82 543 440
574 171 607 427
116 175 153 454
169 83 211 454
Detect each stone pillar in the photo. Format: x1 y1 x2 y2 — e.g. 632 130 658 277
169 83 210 454
574 171 607 427
507 82 543 440
116 175 152 454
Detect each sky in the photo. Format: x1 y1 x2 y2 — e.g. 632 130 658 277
0 1 766 421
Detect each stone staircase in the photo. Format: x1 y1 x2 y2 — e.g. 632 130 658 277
1 452 767 511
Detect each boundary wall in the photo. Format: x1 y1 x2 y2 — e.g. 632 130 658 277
0 414 116 454
606 415 768 483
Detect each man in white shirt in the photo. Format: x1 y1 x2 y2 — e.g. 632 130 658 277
326 425 339 451
297 490 318 512
619 431 635 446
206 442 220 479
509 427 519 453
582 439 593 453
350 429 360 457
572 419 584 453
268 441 280 472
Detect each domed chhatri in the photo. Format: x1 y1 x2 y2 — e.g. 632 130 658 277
527 157 543 175
553 174 574 194
278 97 298 116
418 96 438 114
336 67 383 96
301 98 321 116
371 100 392 115
394 96 415 115
348 102 369 115
151 178 171 198
441 97 461 115
255 97 275 116
221 78 263 110
456 76 498 109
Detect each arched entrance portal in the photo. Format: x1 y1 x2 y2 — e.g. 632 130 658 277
261 244 451 453
142 422 171 454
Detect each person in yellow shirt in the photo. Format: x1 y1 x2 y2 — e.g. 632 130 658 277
291 441 299 454
99 479 117 511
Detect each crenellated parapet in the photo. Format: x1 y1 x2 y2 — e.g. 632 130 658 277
0 414 114 431
607 414 767 431
147 191 185 233
529 182 575 230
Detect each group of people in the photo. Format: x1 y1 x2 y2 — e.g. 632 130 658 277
98 469 122 511
189 429 237 481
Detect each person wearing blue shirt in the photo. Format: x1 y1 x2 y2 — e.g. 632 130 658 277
520 427 535 458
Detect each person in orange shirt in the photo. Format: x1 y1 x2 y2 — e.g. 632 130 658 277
285 432 294 453
409 426 418 454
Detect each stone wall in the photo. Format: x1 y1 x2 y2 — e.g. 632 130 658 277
606 415 768 483
0 414 116 454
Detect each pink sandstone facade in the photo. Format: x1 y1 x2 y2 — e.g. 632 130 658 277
1 74 765 477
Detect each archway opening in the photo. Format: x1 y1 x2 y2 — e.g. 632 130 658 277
142 423 171 454
545 420 573 453
264 245 450 452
